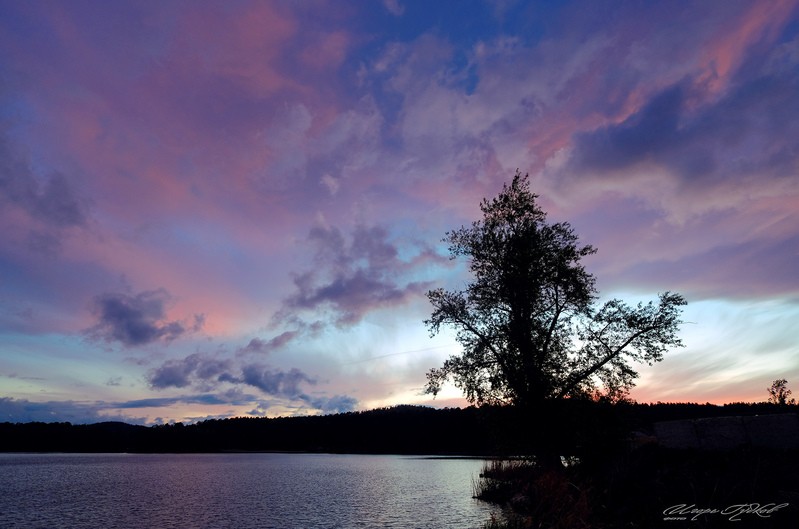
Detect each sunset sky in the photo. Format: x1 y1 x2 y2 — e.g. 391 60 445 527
2 0 798 424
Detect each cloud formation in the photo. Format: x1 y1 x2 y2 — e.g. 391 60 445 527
305 394 360 414
0 136 88 228
88 289 201 347
147 353 231 389
284 224 435 326
0 393 276 424
234 365 313 399
0 397 145 425
1 1 798 421
238 332 300 355
146 353 358 414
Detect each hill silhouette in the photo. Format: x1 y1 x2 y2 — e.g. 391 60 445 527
1 401 796 454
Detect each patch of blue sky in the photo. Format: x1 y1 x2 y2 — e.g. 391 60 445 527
353 1 552 103
778 14 799 43
632 297 799 402
385 1 551 49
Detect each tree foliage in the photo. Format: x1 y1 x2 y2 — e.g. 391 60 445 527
767 378 796 405
425 171 686 408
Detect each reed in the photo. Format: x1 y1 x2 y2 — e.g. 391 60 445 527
474 457 594 529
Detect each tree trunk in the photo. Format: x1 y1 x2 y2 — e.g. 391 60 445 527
523 400 566 470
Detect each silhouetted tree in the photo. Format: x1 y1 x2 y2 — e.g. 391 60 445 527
768 378 796 405
425 171 686 411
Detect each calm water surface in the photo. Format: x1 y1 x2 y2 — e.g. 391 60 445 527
0 453 494 528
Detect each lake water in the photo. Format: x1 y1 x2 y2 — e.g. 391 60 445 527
0 453 495 528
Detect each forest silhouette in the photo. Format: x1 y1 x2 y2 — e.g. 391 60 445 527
2 400 796 454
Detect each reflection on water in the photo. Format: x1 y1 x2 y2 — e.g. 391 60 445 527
0 453 493 528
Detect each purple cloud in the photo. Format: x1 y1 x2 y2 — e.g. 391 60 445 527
0 397 145 425
0 136 88 228
88 289 194 347
284 224 433 325
238 365 314 398
569 84 686 174
147 354 313 399
569 55 799 186
238 331 300 355
145 352 357 413
113 394 242 409
147 353 231 389
304 394 359 414
620 233 799 300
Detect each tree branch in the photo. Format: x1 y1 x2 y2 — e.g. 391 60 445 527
555 324 657 398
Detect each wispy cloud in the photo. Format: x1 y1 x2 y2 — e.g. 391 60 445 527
383 0 404 17
282 223 435 326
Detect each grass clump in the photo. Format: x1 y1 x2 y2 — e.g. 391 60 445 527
476 458 592 529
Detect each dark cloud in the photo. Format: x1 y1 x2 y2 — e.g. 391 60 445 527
238 365 314 398
561 40 799 299
571 85 685 173
147 356 197 389
304 394 358 414
113 394 237 409
194 356 231 380
247 407 268 417
238 331 299 355
129 388 355 417
239 338 268 354
284 224 433 325
568 81 727 182
0 135 88 228
569 38 799 186
0 393 261 424
147 354 313 399
0 397 145 425
0 391 355 424
146 353 357 413
147 353 231 389
88 289 197 346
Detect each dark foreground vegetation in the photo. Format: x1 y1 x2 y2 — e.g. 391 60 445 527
469 401 799 529
477 446 799 529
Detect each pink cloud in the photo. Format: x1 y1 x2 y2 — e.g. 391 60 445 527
694 0 797 96
12 2 352 220
300 31 351 71
170 3 299 95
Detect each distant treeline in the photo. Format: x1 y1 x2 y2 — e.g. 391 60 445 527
1 401 796 454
